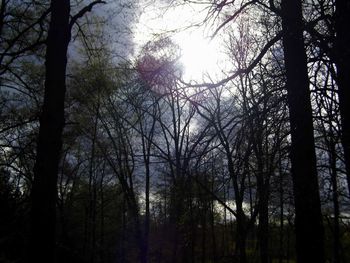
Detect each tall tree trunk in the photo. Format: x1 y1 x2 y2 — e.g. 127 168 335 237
257 184 269 263
144 159 150 263
236 211 247 263
29 1 70 262
222 179 228 258
121 197 126 263
281 1 325 263
127 189 147 263
278 150 284 263
328 133 341 263
189 183 196 263
140 111 156 263
89 109 99 263
210 176 217 263
100 164 106 263
334 0 350 196
201 206 207 263
254 139 270 263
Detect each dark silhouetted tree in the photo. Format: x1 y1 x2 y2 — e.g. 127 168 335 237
281 1 325 262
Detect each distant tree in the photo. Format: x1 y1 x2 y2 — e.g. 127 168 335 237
183 1 327 262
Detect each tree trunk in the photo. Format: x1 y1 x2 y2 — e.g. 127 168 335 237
89 114 98 263
258 187 269 263
100 164 106 263
140 112 156 263
254 141 270 263
144 160 150 263
236 212 247 263
278 150 284 263
128 190 147 263
29 1 70 262
210 177 217 263
201 207 206 263
335 0 350 196
328 134 341 263
281 1 325 263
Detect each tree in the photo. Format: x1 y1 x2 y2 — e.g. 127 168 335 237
334 0 350 195
3 0 350 262
280 0 325 262
29 1 104 262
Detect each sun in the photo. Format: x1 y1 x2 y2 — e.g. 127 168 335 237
134 2 227 82
174 31 225 82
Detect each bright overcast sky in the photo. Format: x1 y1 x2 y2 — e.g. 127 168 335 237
133 0 229 82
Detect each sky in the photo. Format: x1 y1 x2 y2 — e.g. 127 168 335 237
69 0 231 83
132 0 229 82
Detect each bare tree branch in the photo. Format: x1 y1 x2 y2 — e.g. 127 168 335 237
69 0 106 31
182 31 282 88
211 0 257 39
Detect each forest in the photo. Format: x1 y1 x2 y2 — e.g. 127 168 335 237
0 0 349 263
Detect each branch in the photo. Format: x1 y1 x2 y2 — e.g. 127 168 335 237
191 173 238 217
256 0 282 16
212 0 257 39
183 31 283 88
0 7 50 65
304 17 334 61
0 116 39 134
69 0 106 31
